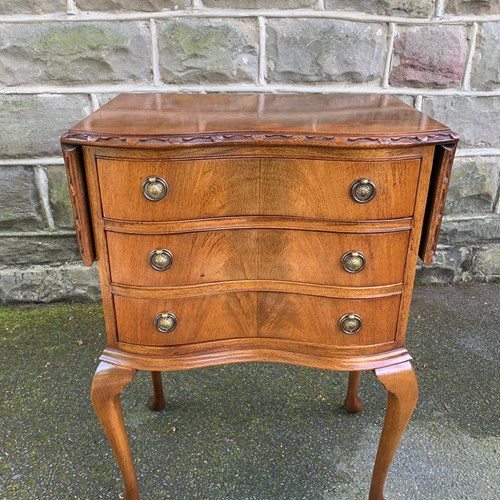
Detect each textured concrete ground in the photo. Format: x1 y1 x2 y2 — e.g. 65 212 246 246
0 284 498 500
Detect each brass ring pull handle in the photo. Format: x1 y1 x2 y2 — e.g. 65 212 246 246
350 179 376 203
142 176 168 201
339 313 362 334
342 251 366 273
149 249 173 271
155 312 177 333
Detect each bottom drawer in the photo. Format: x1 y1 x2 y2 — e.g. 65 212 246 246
114 293 258 346
258 293 400 347
114 293 400 347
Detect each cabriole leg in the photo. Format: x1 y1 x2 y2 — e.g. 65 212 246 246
369 361 418 500
91 361 139 500
148 371 166 411
344 370 364 413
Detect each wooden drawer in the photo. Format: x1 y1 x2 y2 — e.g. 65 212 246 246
97 156 421 221
258 293 401 347
97 157 259 221
115 293 258 346
114 293 400 347
259 158 421 219
258 229 409 287
107 229 409 287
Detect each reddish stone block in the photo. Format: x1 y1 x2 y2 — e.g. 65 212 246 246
390 26 468 88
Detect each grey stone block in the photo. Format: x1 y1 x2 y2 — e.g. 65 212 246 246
0 264 100 304
422 97 500 148
203 0 317 7
324 0 436 17
444 0 500 15
0 167 44 231
0 94 91 158
440 217 500 245
0 22 152 86
390 26 467 88
76 0 189 10
0 234 80 268
46 166 75 229
471 22 500 91
416 245 473 283
266 19 387 84
158 19 258 84
472 244 500 283
0 0 66 14
445 157 500 215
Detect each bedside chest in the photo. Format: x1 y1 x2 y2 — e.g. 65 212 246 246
60 93 458 499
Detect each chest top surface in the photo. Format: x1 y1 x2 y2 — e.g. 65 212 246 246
62 93 457 147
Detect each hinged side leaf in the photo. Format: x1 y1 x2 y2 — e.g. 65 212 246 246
419 142 458 265
61 143 96 266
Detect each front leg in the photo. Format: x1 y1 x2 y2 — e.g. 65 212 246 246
369 361 418 500
91 361 139 500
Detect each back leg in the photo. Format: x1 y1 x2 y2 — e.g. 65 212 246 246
344 371 364 413
148 371 166 411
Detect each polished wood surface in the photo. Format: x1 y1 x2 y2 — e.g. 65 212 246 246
420 143 457 264
147 371 166 411
61 144 95 265
114 293 400 347
344 371 364 413
90 362 138 500
370 361 418 500
258 293 400 346
97 156 421 221
65 93 454 143
107 229 409 287
61 93 458 499
114 293 258 346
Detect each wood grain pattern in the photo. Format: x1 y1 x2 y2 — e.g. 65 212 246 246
419 143 457 264
114 292 400 348
114 293 258 346
258 293 401 347
104 216 412 235
97 156 421 222
260 157 422 220
102 344 412 373
97 157 259 221
258 229 409 287
107 229 409 287
61 144 95 266
61 93 458 149
370 361 418 500
107 229 258 287
90 362 138 500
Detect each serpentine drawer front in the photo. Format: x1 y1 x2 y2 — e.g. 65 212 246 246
61 93 458 500
97 156 421 221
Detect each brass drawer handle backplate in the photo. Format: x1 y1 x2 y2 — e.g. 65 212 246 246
342 251 366 273
339 313 362 334
155 312 178 333
149 249 173 271
142 176 169 201
350 179 376 203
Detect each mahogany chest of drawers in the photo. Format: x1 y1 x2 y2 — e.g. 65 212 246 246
61 93 458 499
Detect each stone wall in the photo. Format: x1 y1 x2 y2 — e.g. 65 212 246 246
0 0 499 303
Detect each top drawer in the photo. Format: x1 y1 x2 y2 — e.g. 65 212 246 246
96 156 421 221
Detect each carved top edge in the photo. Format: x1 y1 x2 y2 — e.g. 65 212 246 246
60 130 460 149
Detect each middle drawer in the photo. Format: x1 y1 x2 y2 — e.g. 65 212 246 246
107 229 409 287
